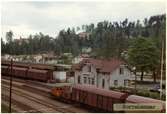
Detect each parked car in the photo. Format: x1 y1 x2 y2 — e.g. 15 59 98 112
150 84 165 93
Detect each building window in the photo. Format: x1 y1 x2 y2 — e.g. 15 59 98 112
78 75 81 84
119 67 124 74
114 80 118 86
84 77 87 84
92 78 95 85
102 79 105 88
88 65 91 72
88 77 91 84
124 80 129 86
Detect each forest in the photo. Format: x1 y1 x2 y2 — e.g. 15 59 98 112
1 14 166 82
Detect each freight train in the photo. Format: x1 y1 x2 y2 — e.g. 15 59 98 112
1 60 71 83
51 84 166 113
1 65 53 82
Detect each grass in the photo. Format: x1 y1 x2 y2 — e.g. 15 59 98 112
1 104 9 113
110 87 166 101
1 104 15 113
137 90 166 101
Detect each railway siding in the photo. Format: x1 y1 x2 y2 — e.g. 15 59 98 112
2 87 60 113
2 91 41 113
1 78 90 113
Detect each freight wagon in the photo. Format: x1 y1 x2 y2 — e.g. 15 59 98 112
1 65 53 82
52 84 128 112
72 84 129 112
2 65 10 75
12 67 28 79
51 84 165 113
125 95 166 113
27 68 53 82
1 60 55 70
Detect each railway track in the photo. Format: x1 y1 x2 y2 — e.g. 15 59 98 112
2 85 75 113
2 77 52 89
2 78 90 113
2 79 50 98
2 94 41 113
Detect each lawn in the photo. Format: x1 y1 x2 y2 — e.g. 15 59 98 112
110 86 166 101
1 104 15 113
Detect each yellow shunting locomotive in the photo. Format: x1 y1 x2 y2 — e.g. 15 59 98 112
51 83 73 102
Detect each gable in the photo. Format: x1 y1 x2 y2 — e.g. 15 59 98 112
110 65 132 78
72 58 126 74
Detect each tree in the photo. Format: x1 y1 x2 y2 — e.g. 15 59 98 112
1 38 6 55
6 30 13 43
128 37 160 82
1 14 165 61
76 26 80 31
5 30 14 54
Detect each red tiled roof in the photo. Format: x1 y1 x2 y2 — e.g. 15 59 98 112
72 58 125 73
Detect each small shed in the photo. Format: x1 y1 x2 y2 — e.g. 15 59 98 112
53 71 67 82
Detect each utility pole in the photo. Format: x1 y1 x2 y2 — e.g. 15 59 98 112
160 37 164 100
9 59 13 113
133 67 137 94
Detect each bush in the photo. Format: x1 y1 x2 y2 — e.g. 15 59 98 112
150 93 159 99
162 94 166 101
137 91 144 96
143 92 150 97
109 87 116 90
136 90 151 97
110 86 125 91
110 86 166 101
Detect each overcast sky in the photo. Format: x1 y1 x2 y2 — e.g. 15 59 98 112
1 0 166 39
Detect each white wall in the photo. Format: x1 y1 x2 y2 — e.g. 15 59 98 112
74 64 133 90
67 77 74 83
83 65 97 86
110 66 133 87
53 71 66 82
72 57 83 64
75 65 97 86
97 73 110 89
74 70 81 84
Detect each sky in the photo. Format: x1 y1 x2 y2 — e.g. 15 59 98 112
1 0 166 40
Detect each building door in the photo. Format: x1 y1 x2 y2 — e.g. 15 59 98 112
102 79 105 88
78 75 81 84
84 77 87 84
92 78 95 85
114 80 118 87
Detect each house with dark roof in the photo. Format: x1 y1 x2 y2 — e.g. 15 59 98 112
72 58 134 90
14 37 29 45
78 32 90 39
